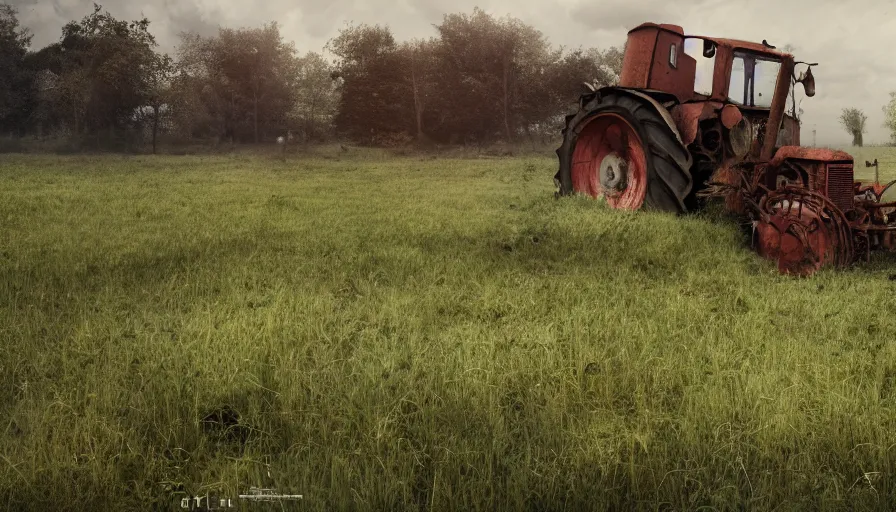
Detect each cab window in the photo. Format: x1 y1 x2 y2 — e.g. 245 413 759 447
728 51 780 108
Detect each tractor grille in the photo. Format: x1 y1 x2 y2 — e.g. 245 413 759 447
826 164 854 212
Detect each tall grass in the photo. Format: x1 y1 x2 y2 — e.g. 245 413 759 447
2 149 896 510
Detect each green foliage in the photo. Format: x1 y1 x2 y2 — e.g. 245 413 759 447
327 23 404 143
326 22 396 69
289 52 339 141
883 92 896 145
326 10 623 145
54 3 158 136
8 3 162 147
174 23 301 143
137 52 175 153
1 5 623 149
0 4 34 133
2 149 896 509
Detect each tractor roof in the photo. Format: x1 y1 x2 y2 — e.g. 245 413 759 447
630 22 793 59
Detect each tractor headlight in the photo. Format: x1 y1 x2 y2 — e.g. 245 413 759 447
728 117 753 159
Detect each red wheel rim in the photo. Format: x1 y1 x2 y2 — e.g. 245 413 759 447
570 113 648 209
755 198 833 276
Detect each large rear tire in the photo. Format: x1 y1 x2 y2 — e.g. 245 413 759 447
555 92 693 213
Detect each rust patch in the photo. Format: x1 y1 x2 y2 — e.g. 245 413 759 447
754 186 854 275
770 146 853 167
672 103 703 146
619 29 659 88
670 102 721 146
720 104 742 129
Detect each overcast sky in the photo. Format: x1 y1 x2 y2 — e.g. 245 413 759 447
8 0 895 146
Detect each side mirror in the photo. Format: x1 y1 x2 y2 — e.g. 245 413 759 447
797 65 815 97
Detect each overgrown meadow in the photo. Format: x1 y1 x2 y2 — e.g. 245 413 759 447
3 146 896 510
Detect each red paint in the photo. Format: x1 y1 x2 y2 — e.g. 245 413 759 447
571 113 648 209
755 205 833 275
753 186 854 275
769 146 852 167
826 164 854 213
856 182 887 198
671 103 704 146
619 29 659 88
650 30 696 100
623 23 795 105
700 36 793 58
670 101 727 147
720 104 742 129
619 24 696 102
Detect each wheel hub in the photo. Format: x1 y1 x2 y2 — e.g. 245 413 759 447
753 187 854 275
599 154 627 192
569 112 648 210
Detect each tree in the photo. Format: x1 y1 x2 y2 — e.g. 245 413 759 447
175 23 300 143
398 38 438 140
289 52 339 141
432 9 614 145
433 8 549 143
840 107 867 147
327 23 406 143
0 4 34 134
29 3 162 145
138 52 174 153
587 45 625 86
174 31 233 141
884 93 896 145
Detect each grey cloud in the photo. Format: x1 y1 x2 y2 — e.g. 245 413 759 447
568 0 681 33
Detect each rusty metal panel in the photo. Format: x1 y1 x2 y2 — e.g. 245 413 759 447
770 147 853 166
671 103 703 146
701 36 793 58
620 23 696 101
648 30 694 101
619 28 658 88
760 59 795 161
827 164 854 212
670 101 724 146
720 104 742 129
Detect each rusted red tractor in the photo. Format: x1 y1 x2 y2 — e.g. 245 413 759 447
555 22 896 275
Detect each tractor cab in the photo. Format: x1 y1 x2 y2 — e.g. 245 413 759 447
617 23 814 162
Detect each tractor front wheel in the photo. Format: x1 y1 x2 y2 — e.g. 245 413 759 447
753 186 855 275
555 93 693 212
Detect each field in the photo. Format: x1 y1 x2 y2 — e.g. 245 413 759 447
3 146 896 510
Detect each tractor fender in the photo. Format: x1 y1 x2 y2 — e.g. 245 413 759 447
595 87 687 147
769 146 852 166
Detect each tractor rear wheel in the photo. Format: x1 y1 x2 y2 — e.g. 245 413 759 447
555 93 693 212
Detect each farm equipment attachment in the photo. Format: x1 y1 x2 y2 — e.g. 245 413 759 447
555 22 896 275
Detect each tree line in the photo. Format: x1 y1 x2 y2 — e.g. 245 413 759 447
0 3 623 152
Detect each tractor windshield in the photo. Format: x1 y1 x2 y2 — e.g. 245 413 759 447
728 51 781 108
683 37 715 96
